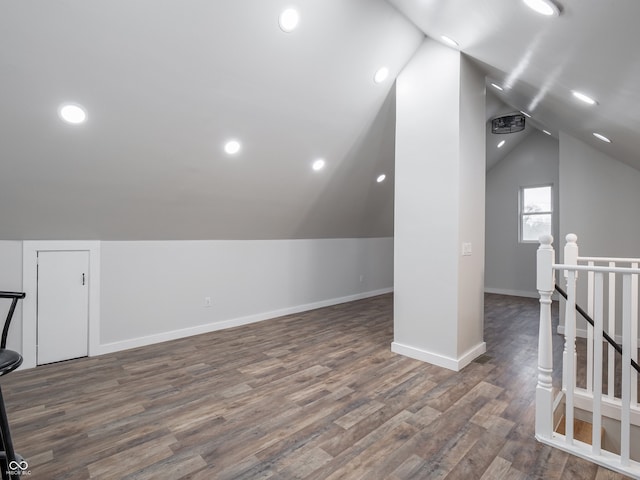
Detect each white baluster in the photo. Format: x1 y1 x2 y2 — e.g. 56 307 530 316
536 234 555 440
592 272 604 454
587 262 594 393
621 274 632 466
632 263 638 406
563 234 578 396
608 265 616 399
565 268 577 445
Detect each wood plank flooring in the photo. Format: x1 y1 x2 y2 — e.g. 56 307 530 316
0 293 632 479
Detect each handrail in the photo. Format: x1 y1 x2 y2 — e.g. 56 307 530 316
555 283 640 374
0 292 25 300
579 256 640 264
553 264 640 275
0 291 26 349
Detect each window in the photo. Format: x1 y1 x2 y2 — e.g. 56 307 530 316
520 185 552 242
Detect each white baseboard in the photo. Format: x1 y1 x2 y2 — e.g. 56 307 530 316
484 287 538 299
556 325 640 344
557 325 588 339
391 341 486 372
485 288 560 301
95 287 394 356
458 343 488 369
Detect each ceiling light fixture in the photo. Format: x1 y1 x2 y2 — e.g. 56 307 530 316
593 132 611 143
440 35 459 48
491 83 504 92
520 111 531 118
572 90 598 105
376 174 386 183
373 67 389 84
312 159 325 171
522 0 560 16
224 140 241 155
58 103 87 124
543 130 551 135
497 140 506 148
279 8 299 33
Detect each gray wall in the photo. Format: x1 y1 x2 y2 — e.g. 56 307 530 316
558 133 640 335
0 241 23 351
7 237 393 363
560 132 640 257
100 238 393 348
485 130 559 297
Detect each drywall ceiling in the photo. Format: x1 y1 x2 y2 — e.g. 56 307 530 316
0 0 423 240
389 0 640 172
486 91 532 171
4 0 638 241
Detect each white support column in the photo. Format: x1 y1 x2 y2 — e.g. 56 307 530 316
393 38 486 371
536 235 555 440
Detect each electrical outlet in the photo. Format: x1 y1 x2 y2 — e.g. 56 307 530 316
462 243 472 256
204 296 212 307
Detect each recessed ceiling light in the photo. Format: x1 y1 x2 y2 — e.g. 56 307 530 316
593 132 611 143
572 90 598 105
522 0 560 16
58 103 87 124
376 174 386 183
224 140 241 155
497 140 506 148
279 8 299 33
312 159 325 171
374 67 389 84
491 83 504 92
440 35 459 48
543 129 551 135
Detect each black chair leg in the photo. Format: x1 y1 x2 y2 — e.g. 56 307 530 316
0 387 18 480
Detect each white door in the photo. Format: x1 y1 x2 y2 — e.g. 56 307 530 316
37 250 89 365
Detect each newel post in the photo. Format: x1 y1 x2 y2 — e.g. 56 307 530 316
536 234 555 439
564 233 579 278
563 234 579 392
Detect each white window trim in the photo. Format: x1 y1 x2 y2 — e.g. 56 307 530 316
519 184 553 244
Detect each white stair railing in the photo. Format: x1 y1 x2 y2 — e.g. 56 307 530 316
578 254 640 406
536 234 640 478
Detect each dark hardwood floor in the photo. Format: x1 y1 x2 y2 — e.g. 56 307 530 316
0 293 631 479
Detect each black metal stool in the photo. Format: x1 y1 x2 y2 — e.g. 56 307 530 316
0 291 26 480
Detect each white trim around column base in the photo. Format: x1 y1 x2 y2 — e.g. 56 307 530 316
391 341 486 372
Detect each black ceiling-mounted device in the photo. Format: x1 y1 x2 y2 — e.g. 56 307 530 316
491 113 525 134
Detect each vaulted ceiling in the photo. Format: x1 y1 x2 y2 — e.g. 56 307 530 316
0 0 422 240
1 1 637 240
391 0 640 171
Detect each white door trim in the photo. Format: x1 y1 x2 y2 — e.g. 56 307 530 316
22 241 101 369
